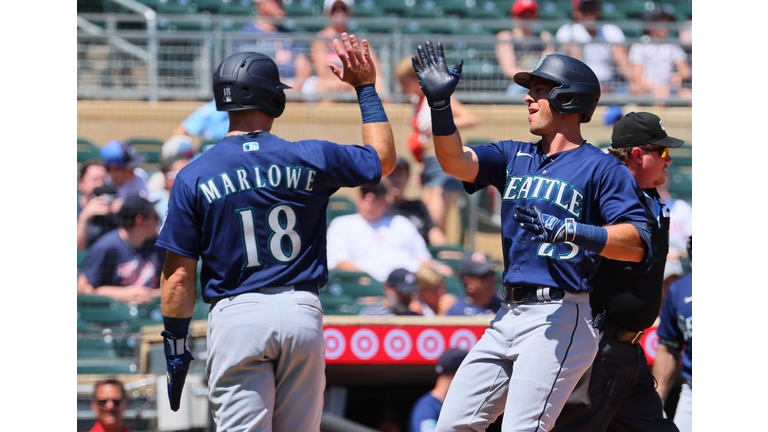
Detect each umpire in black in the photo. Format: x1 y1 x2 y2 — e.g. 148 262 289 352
552 112 683 432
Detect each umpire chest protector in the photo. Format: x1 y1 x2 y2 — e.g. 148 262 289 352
213 52 292 117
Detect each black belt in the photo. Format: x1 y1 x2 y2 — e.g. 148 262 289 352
504 286 565 303
601 322 644 344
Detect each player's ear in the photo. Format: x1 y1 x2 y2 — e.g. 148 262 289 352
630 147 644 163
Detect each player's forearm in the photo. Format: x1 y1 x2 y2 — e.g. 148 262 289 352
432 133 479 183
598 223 647 262
362 122 396 177
652 343 681 402
161 252 199 319
357 85 396 176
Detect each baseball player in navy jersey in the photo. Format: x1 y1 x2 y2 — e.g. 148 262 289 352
653 236 692 432
552 111 683 432
156 33 396 432
412 44 652 431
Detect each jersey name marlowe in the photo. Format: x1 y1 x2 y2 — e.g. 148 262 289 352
198 164 318 205
155 131 382 302
502 174 585 219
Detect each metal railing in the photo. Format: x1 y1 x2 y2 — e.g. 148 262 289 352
77 11 692 106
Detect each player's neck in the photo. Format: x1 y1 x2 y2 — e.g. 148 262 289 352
227 111 274 136
541 132 586 156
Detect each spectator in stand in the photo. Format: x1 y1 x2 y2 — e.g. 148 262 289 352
170 101 229 146
411 265 457 317
627 2 692 99
148 154 191 228
77 193 165 305
359 268 423 316
78 160 120 249
101 139 150 201
407 349 469 432
306 0 385 97
235 0 311 92
495 0 556 95
555 0 632 94
327 183 437 282
445 252 502 317
382 157 446 246
393 55 477 241
88 379 132 432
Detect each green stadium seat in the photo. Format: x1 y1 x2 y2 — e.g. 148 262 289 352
429 244 468 271
665 165 692 203
127 138 163 163
319 293 361 315
444 276 465 296
466 1 508 19
193 0 224 14
218 0 255 15
78 249 89 270
77 358 139 375
377 0 411 16
327 195 356 226
285 0 320 17
326 271 384 298
77 295 140 328
78 138 102 164
77 334 117 359
351 2 384 17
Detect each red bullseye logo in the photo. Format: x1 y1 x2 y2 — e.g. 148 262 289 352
416 329 445 360
449 329 479 351
323 328 346 360
350 328 379 360
642 327 659 361
383 329 413 360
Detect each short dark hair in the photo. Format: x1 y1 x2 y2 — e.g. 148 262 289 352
79 159 107 181
93 379 126 400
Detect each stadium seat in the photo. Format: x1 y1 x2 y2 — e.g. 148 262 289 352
217 0 255 15
77 333 117 359
444 276 465 296
285 0 320 17
77 358 139 375
665 165 692 204
326 271 384 298
466 1 508 19
327 195 356 226
193 0 224 14
429 244 468 271
377 0 411 16
77 249 89 270
127 138 163 163
78 138 102 164
77 295 140 328
319 293 360 315
351 1 384 18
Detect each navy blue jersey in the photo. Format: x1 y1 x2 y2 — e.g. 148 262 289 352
80 229 165 289
467 140 648 293
156 131 382 302
408 392 443 432
657 272 692 382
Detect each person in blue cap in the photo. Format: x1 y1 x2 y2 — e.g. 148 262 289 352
408 348 469 432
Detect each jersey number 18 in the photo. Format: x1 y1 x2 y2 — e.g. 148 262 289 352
236 204 301 270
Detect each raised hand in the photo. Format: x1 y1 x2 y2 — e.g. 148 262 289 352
411 41 463 110
329 32 377 88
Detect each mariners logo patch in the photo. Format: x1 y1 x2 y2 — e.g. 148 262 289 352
243 142 259 152
534 56 546 71
659 120 666 131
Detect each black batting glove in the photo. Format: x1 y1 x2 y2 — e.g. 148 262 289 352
161 330 195 412
513 205 574 244
412 41 463 110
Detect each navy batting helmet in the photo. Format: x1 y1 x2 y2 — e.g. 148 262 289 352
213 52 292 117
513 54 601 123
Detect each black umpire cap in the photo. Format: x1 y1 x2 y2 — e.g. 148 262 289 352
610 112 684 149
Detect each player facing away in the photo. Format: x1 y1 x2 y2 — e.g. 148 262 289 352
412 44 652 431
156 33 396 432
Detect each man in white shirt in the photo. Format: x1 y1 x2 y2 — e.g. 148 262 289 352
327 183 435 282
555 0 632 94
